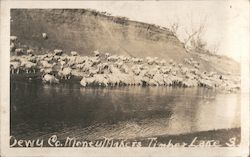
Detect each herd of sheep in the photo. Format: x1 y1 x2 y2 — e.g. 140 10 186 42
10 36 240 92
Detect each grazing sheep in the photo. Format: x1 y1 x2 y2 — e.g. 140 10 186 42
10 36 17 42
54 49 63 55
42 33 48 39
194 64 199 69
131 57 143 64
160 67 171 74
71 51 78 56
58 67 72 80
178 63 182 68
105 53 110 58
10 42 15 52
93 50 100 57
10 61 21 74
40 67 53 74
184 58 192 65
132 66 141 76
40 60 56 69
114 61 124 68
15 48 24 56
159 60 166 66
169 59 174 65
80 77 96 86
27 49 34 55
89 57 101 65
107 55 119 62
181 67 189 75
9 49 240 91
120 65 129 74
146 57 155 65
80 77 87 87
21 61 37 73
153 73 164 85
43 74 59 84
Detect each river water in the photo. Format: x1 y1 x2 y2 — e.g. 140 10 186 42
10 80 240 140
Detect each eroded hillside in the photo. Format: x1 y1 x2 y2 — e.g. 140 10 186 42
10 9 240 75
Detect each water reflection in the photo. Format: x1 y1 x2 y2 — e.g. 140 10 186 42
10 81 240 140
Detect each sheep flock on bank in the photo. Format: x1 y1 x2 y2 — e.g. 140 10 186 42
10 36 240 92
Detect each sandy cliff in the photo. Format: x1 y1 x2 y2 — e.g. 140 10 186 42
10 9 240 74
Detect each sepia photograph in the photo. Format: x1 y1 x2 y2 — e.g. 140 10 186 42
0 0 249 156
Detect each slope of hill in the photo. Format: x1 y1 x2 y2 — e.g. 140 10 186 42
10 9 240 75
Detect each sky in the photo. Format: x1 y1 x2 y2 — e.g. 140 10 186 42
80 1 249 61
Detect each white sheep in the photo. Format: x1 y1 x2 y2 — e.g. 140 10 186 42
105 53 110 58
159 60 166 66
43 74 59 84
93 50 100 57
58 67 72 79
10 61 21 74
178 63 182 68
80 77 87 87
71 51 78 56
40 67 53 74
10 36 17 42
27 49 34 55
21 61 37 73
15 48 23 56
54 49 63 55
132 66 140 76
42 33 47 39
10 42 15 52
107 55 119 62
114 61 124 68
146 57 155 65
40 60 56 69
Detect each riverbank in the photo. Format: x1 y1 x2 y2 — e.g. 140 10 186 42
10 51 240 93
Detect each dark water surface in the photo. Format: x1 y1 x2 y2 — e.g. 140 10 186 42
10 80 240 140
